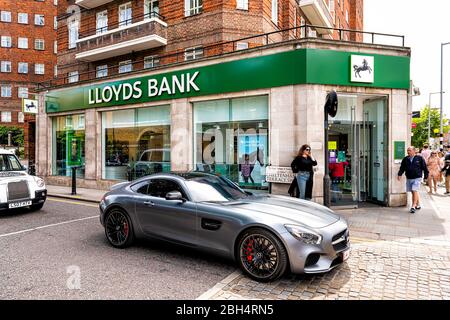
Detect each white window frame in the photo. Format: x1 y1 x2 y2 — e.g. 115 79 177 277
118 3 132 27
1 11 12 22
35 39 45 50
236 0 248 10
68 20 79 49
18 13 28 24
18 87 28 98
1 86 12 98
54 40 57 54
54 65 58 77
144 0 160 18
346 10 349 23
236 42 249 50
35 14 45 26
96 10 108 34
68 71 79 83
96 65 108 78
118 60 133 73
35 63 45 75
144 55 160 69
54 16 58 30
54 0 58 6
1 111 12 122
18 62 29 74
271 0 278 25
300 16 305 38
185 0 203 17
1 36 12 48
18 112 25 123
18 37 28 49
184 46 203 61
1 61 12 73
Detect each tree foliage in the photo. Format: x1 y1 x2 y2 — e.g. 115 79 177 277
411 106 450 149
0 126 24 146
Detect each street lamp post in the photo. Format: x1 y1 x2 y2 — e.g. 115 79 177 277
429 91 445 146
440 42 450 150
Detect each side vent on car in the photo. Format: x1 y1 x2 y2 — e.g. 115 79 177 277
201 218 222 231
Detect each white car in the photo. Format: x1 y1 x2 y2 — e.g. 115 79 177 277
0 149 47 212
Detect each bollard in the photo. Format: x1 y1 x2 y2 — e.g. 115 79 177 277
71 167 77 195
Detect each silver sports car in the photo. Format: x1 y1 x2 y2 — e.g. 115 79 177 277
99 172 350 282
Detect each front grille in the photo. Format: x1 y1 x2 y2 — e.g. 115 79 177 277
332 229 349 252
304 253 320 268
7 181 30 201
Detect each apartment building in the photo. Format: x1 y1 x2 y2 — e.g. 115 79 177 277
0 0 57 162
36 1 415 208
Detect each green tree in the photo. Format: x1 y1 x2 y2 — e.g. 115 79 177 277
0 126 24 146
412 106 450 149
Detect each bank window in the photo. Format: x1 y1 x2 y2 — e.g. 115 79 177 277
237 0 248 10
101 105 171 180
1 11 12 22
185 0 203 17
119 3 132 27
35 63 45 75
68 20 79 49
1 85 12 98
185 47 203 61
18 37 28 49
1 36 12 48
118 60 132 73
68 71 79 83
271 0 278 25
35 39 45 50
52 115 86 178
18 13 28 24
35 14 45 26
144 56 160 69
96 10 108 34
18 62 28 74
1 112 12 122
96 65 108 78
144 0 160 18
1 61 11 73
18 87 28 98
18 112 25 123
193 95 269 191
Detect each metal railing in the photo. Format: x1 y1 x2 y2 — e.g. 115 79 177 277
38 24 406 91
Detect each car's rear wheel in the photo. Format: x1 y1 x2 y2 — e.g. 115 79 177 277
237 228 288 282
105 208 134 248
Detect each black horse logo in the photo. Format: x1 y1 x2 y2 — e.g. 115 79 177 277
353 59 372 78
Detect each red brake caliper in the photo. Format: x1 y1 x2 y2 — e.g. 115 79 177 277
123 221 129 236
245 239 254 262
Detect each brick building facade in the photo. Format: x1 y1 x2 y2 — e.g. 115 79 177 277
0 0 57 161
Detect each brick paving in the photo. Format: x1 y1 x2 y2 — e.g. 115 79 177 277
200 187 450 300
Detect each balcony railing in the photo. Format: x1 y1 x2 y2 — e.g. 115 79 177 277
299 0 334 34
75 12 167 61
38 24 406 90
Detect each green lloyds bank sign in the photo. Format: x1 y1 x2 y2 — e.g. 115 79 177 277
46 49 410 113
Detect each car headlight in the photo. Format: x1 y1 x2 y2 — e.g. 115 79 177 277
285 224 322 245
33 176 45 188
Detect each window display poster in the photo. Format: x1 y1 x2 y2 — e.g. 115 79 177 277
238 133 268 187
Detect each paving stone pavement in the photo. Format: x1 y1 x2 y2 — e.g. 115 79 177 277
199 186 450 300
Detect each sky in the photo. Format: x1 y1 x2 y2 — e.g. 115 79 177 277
364 0 450 116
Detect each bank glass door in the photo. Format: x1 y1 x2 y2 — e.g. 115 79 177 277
328 95 387 208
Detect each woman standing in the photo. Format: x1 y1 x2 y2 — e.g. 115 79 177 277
291 144 318 200
427 151 442 194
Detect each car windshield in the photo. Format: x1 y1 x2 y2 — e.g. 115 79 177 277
185 175 249 202
0 154 24 172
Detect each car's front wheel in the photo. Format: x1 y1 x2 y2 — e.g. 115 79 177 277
104 208 134 248
237 228 288 282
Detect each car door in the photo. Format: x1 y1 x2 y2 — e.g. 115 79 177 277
134 178 198 246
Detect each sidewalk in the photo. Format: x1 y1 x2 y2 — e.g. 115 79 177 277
46 184 108 203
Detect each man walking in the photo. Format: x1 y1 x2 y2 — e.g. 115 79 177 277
397 146 429 213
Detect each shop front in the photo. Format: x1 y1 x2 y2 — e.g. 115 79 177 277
37 40 411 206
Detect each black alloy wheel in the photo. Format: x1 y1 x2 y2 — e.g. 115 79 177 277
105 208 134 248
238 228 288 282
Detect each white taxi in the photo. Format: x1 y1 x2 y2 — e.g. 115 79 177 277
0 149 46 212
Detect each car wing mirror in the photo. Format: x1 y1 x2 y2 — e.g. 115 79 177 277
165 191 185 202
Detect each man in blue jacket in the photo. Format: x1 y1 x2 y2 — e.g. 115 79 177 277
397 146 429 213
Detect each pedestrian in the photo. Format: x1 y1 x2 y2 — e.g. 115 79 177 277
291 144 317 200
442 150 450 195
421 144 431 162
397 146 429 213
239 154 255 185
426 151 441 194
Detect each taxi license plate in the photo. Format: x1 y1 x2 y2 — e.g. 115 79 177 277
341 249 350 261
8 200 32 209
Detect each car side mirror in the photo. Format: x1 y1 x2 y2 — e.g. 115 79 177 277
166 191 185 202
